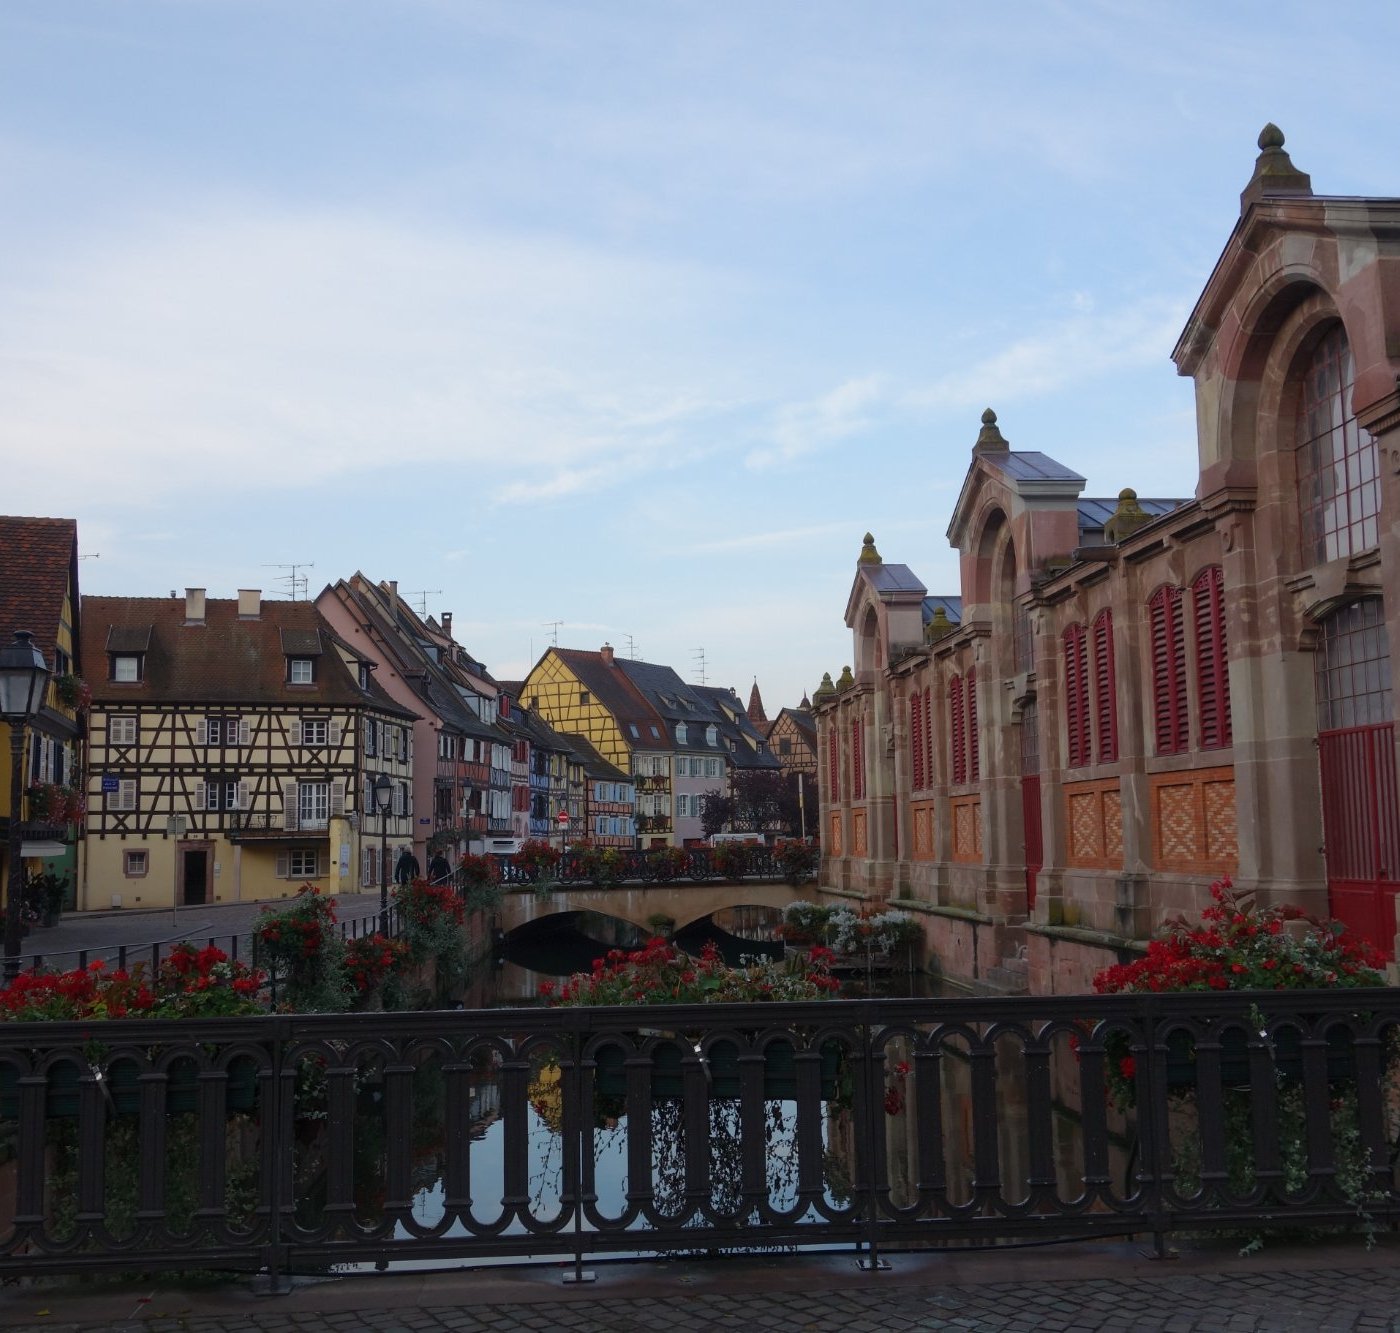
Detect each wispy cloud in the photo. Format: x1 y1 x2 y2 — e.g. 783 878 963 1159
688 523 851 555
746 375 887 470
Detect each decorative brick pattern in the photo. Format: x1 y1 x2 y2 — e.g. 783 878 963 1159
911 803 933 859
1069 791 1102 862
1065 778 1123 870
852 808 868 857
1103 789 1123 861
828 811 843 858
952 795 981 863
1150 765 1238 875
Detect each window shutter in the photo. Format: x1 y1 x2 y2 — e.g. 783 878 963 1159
967 667 980 783
329 721 342 747
194 781 207 810
828 729 839 799
118 778 137 812
949 676 966 785
1192 566 1231 750
330 779 346 817
1148 586 1188 754
237 781 250 810
1063 626 1089 767
923 687 933 789
283 780 299 831
276 852 289 879
910 691 924 790
1092 610 1118 763
238 718 250 746
289 720 302 747
196 719 208 746
851 720 864 800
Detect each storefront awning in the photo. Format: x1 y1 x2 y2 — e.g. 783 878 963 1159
21 840 67 858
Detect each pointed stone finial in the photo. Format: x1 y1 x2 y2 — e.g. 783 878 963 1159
812 671 836 703
836 665 855 691
858 532 882 564
799 691 811 710
1240 123 1312 212
1103 487 1152 544
925 605 956 642
974 407 1009 453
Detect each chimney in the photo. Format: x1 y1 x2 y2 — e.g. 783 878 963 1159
184 588 206 625
237 589 262 620
442 612 453 639
387 580 399 621
600 642 614 665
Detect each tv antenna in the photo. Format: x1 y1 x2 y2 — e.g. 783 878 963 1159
543 620 563 647
407 589 441 617
691 647 708 686
262 561 314 600
80 552 100 560
624 633 639 660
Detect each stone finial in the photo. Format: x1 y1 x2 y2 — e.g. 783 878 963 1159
1103 487 1152 544
836 665 855 691
799 691 811 710
973 407 1009 453
1240 123 1312 212
858 532 882 564
812 671 836 703
925 605 956 642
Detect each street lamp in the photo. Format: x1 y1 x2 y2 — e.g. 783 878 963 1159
372 773 393 935
1 631 51 974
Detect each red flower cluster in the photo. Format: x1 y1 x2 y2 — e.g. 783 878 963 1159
153 942 266 1016
344 933 408 996
394 878 466 929
541 937 841 1007
255 884 337 962
1092 877 1386 995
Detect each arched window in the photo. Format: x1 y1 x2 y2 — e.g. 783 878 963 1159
1296 324 1380 564
949 675 966 785
1149 585 1188 755
1063 624 1090 767
1192 567 1231 749
1092 610 1118 763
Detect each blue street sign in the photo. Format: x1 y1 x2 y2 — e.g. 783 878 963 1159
101 775 119 793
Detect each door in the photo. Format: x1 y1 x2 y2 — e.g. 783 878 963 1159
1019 702 1042 910
1314 599 1399 958
182 848 209 906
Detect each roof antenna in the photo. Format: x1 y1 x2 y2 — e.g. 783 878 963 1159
691 647 708 686
262 561 315 601
543 620 563 647
406 589 441 617
624 633 639 660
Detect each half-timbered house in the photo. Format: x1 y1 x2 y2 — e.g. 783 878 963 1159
815 128 1400 992
81 590 416 909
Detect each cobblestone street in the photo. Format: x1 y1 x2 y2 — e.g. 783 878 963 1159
6 1243 1400 1333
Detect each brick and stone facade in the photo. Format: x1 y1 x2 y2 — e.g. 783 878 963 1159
814 128 1400 993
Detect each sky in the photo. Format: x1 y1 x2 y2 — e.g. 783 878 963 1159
3 2 1398 709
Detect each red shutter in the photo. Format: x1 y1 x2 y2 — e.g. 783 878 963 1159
923 687 933 789
1063 625 1089 768
851 720 865 799
1193 566 1231 750
829 727 840 800
950 676 966 785
1093 610 1118 763
967 667 980 783
1149 586 1188 754
910 691 924 790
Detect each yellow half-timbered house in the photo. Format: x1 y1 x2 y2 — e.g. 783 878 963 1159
80 589 417 910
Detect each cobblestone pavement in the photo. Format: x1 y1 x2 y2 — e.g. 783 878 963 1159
6 1251 1400 1333
18 892 388 971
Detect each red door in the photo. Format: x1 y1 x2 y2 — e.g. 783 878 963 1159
1318 723 1400 958
1020 703 1042 910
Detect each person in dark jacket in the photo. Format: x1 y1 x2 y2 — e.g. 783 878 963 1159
427 851 452 884
393 846 421 885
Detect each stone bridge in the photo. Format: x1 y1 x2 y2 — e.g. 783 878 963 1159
497 878 821 936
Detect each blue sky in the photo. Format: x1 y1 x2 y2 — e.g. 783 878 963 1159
3 2 1397 707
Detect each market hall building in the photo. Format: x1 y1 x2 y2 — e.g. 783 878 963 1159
813 128 1400 995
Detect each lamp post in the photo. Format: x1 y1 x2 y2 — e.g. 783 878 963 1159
373 773 393 936
1 631 51 976
556 806 570 864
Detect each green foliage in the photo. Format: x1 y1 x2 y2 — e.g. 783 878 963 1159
253 886 350 1013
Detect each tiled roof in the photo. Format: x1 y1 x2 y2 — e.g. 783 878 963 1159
554 649 667 740
0 516 78 670
82 596 416 715
563 733 630 783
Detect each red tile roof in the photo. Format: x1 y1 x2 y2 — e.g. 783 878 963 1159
0 516 79 671
82 595 416 715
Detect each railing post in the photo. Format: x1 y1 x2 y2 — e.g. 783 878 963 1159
563 1024 595 1285
856 1019 890 1271
255 1017 293 1295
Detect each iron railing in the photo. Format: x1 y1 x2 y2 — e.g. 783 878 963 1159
489 844 811 888
2 989 1397 1282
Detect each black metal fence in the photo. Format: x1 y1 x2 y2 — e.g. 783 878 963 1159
491 843 809 888
2 988 1397 1282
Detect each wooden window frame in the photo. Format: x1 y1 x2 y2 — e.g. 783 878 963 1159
950 675 966 785
1063 624 1090 768
123 849 148 878
1192 566 1231 750
1148 585 1189 755
1092 609 1118 763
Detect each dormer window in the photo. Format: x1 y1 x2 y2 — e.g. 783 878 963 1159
705 724 717 747
676 723 688 745
111 654 143 683
288 658 315 685
358 663 371 690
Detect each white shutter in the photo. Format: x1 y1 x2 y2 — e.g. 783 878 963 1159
289 720 302 747
193 781 207 810
283 780 299 831
330 779 346 817
276 851 289 879
237 781 250 810
118 779 137 812
329 721 342 747
196 719 208 746
238 718 251 746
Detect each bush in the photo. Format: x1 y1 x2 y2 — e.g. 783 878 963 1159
458 853 503 911
709 841 749 880
391 878 471 1004
254 885 349 1012
344 933 408 1000
773 839 817 886
511 839 561 884
646 845 691 883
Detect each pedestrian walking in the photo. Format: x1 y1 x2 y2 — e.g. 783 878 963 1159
427 850 452 884
393 845 421 885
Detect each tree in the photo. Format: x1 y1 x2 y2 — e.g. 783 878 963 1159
700 770 811 838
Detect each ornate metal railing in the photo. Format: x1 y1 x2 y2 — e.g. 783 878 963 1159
2 989 1397 1281
488 844 809 887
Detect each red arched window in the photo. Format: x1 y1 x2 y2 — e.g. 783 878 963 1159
1093 609 1118 763
967 667 980 783
1296 324 1379 565
949 675 966 785
1192 566 1231 749
1063 624 1090 767
923 686 933 788
828 726 840 800
1149 585 1188 754
851 719 865 800
909 690 925 790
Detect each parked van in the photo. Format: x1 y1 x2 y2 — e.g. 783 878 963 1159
708 832 768 846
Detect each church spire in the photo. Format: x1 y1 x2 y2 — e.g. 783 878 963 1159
747 678 768 728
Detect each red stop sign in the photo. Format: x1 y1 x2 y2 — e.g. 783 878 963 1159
557 809 570 824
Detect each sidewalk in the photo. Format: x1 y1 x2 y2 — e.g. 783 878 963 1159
3 1236 1399 1332
17 892 389 971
